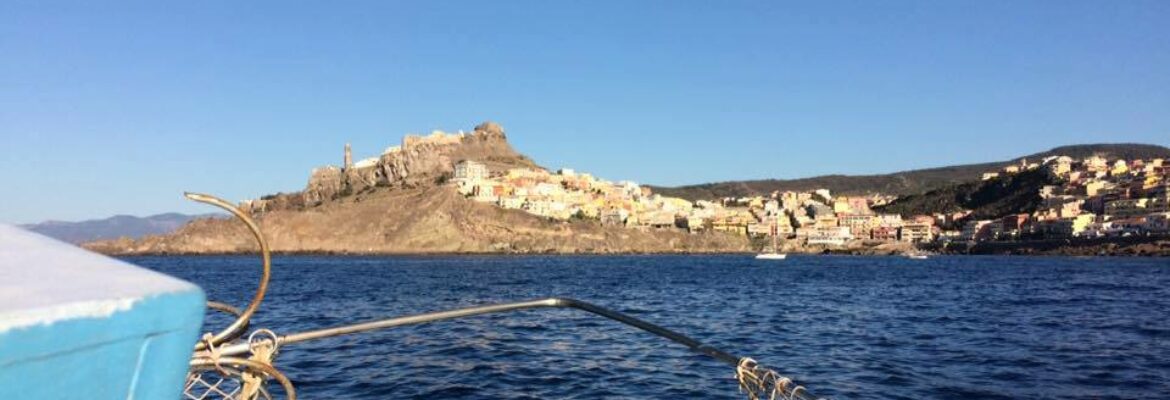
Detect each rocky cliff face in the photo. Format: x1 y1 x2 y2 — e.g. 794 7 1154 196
243 121 535 213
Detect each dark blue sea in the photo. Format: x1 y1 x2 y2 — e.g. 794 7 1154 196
127 255 1170 399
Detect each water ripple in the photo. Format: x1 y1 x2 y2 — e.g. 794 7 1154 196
128 254 1170 399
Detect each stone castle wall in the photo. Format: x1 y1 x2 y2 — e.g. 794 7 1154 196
241 121 525 214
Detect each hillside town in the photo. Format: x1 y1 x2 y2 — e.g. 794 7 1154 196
451 153 1170 248
955 155 1169 243
228 123 1168 254
452 159 926 247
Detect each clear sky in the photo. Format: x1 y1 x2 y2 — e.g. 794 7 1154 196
2 1 1168 224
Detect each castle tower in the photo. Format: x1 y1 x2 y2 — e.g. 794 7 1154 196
344 143 352 170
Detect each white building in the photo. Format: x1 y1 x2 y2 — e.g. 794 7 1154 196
807 227 852 246
454 160 489 180
453 160 490 195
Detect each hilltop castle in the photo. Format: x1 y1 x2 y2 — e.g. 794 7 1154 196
240 121 529 213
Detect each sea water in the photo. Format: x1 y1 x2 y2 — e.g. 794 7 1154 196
129 255 1169 399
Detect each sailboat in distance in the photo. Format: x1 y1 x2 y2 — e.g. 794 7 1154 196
755 214 787 260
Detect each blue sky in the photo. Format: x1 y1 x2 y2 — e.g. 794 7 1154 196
2 1 1168 224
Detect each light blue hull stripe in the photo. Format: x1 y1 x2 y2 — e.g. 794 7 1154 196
0 290 205 399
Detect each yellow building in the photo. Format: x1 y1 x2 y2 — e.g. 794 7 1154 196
748 197 765 209
900 222 934 243
1049 161 1071 176
814 214 839 229
833 198 853 214
1084 155 1108 172
838 214 875 237
1141 176 1162 191
1084 180 1108 196
1110 160 1129 176
1069 214 1097 236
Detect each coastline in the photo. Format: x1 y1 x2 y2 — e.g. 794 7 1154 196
934 235 1170 257
98 243 1170 257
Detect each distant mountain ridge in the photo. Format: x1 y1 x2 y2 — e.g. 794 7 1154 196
648 143 1170 200
22 213 216 244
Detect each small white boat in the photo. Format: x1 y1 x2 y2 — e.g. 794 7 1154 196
755 216 787 260
906 253 928 260
756 253 788 260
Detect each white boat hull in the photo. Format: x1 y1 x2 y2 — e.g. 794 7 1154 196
755 253 787 260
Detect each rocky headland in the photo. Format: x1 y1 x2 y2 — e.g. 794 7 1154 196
84 122 752 255
84 185 750 254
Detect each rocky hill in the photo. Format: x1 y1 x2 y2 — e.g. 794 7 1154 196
22 213 214 244
84 186 748 254
243 121 538 213
649 143 1170 200
84 122 749 255
873 167 1058 222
